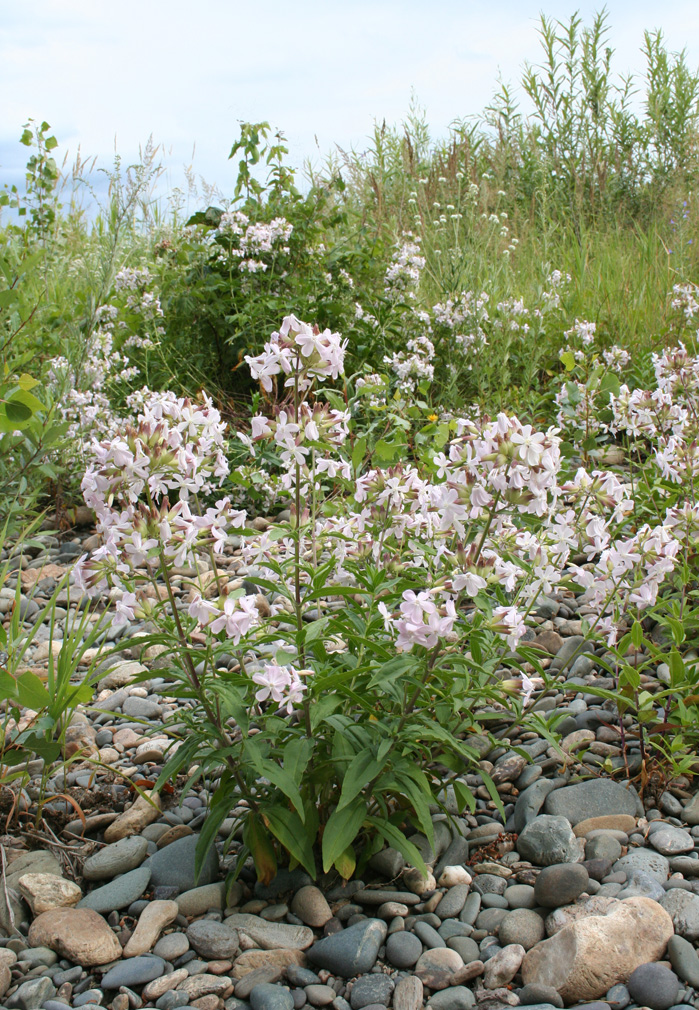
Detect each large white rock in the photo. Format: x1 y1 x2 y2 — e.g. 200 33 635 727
521 896 673 1002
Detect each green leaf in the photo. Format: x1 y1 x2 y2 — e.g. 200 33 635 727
669 647 685 685
244 739 306 823
337 749 382 812
334 845 356 880
599 372 621 397
352 436 367 473
304 616 330 644
630 620 644 650
365 815 428 878
322 797 367 872
391 768 435 849
195 787 232 883
374 439 404 465
452 779 477 814
263 806 316 878
4 399 33 423
243 811 278 886
17 373 40 391
560 350 576 371
479 769 506 821
283 737 313 784
11 389 45 414
16 671 50 710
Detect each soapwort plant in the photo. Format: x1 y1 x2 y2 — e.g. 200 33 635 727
71 312 699 881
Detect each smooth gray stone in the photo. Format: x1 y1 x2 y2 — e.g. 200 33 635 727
424 988 476 1010
650 825 695 856
550 636 594 671
534 863 589 907
514 779 564 833
517 815 584 866
459 892 481 925
122 695 163 718
668 935 699 988
156 991 191 1009
472 874 507 896
585 835 622 863
446 936 480 962
368 847 405 879
286 967 321 986
101 955 166 989
660 888 699 940
669 857 699 877
544 780 638 826
414 921 445 949
5 976 56 1010
249 984 294 1010
518 984 563 1008
498 908 545 950
627 963 680 1010
385 931 423 968
504 884 536 909
481 893 508 909
516 766 543 791
616 868 666 902
352 889 420 906
15 945 57 968
348 975 394 1009
613 849 670 884
307 919 387 976
82 835 149 881
605 983 630 1009
77 866 151 912
434 837 470 880
187 919 239 959
475 907 508 932
682 792 699 826
438 919 473 940
144 833 219 891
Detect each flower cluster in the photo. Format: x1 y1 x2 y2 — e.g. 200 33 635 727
216 211 292 273
384 334 435 396
384 233 425 299
245 315 347 394
251 663 309 714
571 517 681 642
379 589 457 651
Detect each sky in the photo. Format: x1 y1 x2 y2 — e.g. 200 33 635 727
1 0 698 214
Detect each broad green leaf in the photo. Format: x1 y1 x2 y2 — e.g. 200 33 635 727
4 399 32 423
334 845 356 880
366 815 428 879
337 749 382 812
263 806 316 878
322 797 367 872
244 738 306 822
452 780 477 814
283 737 313 785
304 616 330 644
243 811 278 886
599 372 621 397
479 769 506 821
559 350 576 371
352 436 367 472
630 620 644 650
16 671 50 710
195 788 232 882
